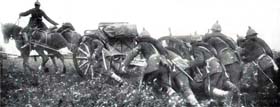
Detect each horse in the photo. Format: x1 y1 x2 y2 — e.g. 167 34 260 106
1 23 81 73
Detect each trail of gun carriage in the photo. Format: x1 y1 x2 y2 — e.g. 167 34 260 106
1 2 280 107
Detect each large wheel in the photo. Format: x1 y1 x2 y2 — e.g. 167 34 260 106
73 37 101 79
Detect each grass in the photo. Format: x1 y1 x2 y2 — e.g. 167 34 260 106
1 57 280 107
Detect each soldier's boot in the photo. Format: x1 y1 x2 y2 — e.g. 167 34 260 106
21 32 30 49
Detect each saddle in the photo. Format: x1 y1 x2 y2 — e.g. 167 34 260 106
23 27 55 47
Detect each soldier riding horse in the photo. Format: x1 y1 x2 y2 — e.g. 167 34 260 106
1 23 81 74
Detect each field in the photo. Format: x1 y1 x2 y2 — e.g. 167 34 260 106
1 57 280 107
0 57 178 107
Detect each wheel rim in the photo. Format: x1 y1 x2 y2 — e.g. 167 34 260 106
75 42 97 79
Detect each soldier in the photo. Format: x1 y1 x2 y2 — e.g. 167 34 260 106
82 30 126 84
239 27 278 91
19 0 59 49
203 21 242 86
187 40 239 104
121 28 168 83
121 28 184 104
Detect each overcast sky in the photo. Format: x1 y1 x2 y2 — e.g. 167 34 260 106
1 0 280 55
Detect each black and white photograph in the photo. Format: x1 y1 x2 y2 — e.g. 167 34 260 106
1 0 280 106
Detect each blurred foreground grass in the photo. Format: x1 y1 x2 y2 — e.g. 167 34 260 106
1 57 280 107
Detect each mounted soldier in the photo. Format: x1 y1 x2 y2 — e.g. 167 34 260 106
187 40 239 105
203 21 242 86
19 0 59 49
238 27 278 92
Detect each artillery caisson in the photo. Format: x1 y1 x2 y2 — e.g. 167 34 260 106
73 22 142 80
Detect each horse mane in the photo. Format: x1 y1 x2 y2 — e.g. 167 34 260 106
1 23 22 43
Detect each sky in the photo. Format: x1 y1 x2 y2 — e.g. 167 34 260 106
0 0 280 55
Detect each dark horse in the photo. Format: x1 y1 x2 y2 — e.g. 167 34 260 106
1 23 81 73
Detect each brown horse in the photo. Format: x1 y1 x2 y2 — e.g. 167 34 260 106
1 23 81 73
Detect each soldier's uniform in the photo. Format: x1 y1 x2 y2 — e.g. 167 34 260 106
188 41 238 100
19 1 58 48
84 30 125 83
122 36 165 76
240 27 278 90
161 50 200 106
203 21 242 85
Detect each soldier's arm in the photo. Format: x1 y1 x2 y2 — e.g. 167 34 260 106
19 9 32 16
122 45 142 66
42 11 58 25
92 39 104 55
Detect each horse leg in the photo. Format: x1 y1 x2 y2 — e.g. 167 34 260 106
56 52 66 73
36 49 49 72
50 55 58 72
22 50 34 72
22 49 39 86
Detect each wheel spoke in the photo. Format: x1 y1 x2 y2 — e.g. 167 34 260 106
90 66 95 79
76 57 88 60
84 64 91 75
79 61 89 68
78 47 89 56
82 43 90 54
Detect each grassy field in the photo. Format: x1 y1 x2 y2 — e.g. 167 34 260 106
1 57 280 107
0 57 177 107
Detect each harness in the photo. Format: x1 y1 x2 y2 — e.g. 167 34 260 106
31 28 48 45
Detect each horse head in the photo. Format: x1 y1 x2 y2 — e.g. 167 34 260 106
1 23 22 43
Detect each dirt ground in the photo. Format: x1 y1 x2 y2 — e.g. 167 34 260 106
1 57 280 107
